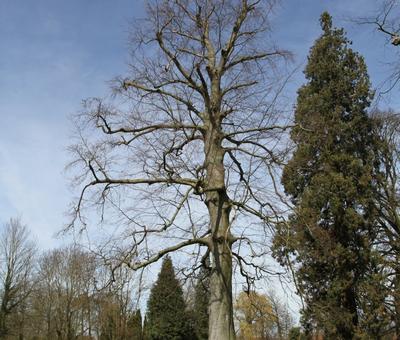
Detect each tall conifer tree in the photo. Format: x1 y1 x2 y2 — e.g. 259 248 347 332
146 257 191 340
273 12 388 339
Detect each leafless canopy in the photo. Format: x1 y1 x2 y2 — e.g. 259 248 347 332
0 218 36 337
68 0 291 318
356 0 400 93
372 110 400 329
361 0 400 42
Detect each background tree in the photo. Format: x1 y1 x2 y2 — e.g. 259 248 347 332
235 291 273 340
143 316 149 340
0 218 36 338
268 290 294 340
361 0 400 45
192 265 210 340
34 246 97 339
146 257 192 340
288 327 307 340
234 290 293 340
373 110 400 336
356 0 400 93
67 1 291 338
273 12 389 339
25 246 138 339
126 309 143 340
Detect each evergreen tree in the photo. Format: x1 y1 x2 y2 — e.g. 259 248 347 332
143 315 149 340
273 12 389 339
192 265 210 340
127 309 143 340
146 257 191 340
288 327 307 340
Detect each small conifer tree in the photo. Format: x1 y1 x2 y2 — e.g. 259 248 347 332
143 315 149 340
146 257 192 339
192 265 210 340
127 309 143 340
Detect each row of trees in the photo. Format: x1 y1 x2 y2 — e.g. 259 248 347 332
0 219 294 339
0 218 141 339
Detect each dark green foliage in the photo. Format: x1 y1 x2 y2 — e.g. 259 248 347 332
288 327 307 340
192 266 210 340
273 12 389 339
127 309 143 340
143 315 149 340
146 257 192 340
100 312 117 340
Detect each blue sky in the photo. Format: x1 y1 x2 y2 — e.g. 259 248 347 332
0 0 398 250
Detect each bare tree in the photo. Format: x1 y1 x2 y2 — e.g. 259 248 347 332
0 218 36 338
68 1 291 339
356 0 400 93
267 290 294 340
362 0 400 45
35 247 96 340
373 111 400 336
26 246 137 339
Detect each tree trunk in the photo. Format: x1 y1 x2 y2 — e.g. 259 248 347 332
204 125 235 340
208 200 235 340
